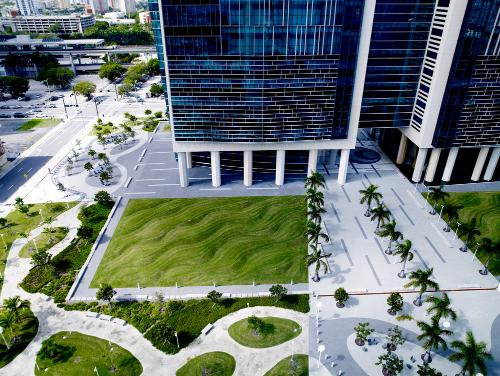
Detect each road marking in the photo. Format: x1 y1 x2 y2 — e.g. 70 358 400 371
141 149 147 158
139 162 167 165
149 152 172 154
136 178 167 181
137 157 143 163
425 236 446 263
7 185 14 190
17 167 23 172
247 187 279 190
391 188 405 206
365 255 382 286
340 239 354 266
147 183 179 187
341 186 351 202
27 168 32 173
200 188 232 191
124 177 132 188
123 192 156 195
374 237 391 264
413 249 429 269
330 202 341 223
134 165 138 171
354 216 368 239
148 137 153 143
398 205 415 226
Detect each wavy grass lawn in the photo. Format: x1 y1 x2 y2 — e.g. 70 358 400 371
176 352 235 376
91 196 307 287
264 354 308 376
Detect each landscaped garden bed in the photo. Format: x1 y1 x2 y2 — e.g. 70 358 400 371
264 354 308 376
19 226 69 258
176 352 235 376
35 331 142 375
91 196 308 287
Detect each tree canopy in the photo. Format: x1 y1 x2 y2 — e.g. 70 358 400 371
72 81 96 100
147 58 160 75
99 62 125 82
150 82 163 97
0 76 29 98
38 67 74 88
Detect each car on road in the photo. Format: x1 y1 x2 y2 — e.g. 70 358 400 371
49 96 62 101
13 112 27 118
47 104 57 108
0 114 11 118
32 109 42 113
0 105 9 109
35 94 42 99
11 105 22 109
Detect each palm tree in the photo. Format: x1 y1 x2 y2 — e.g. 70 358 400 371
478 238 499 275
371 204 391 232
305 221 329 249
393 239 414 278
449 331 492 376
404 268 439 306
441 203 463 232
427 186 449 215
305 172 326 191
0 311 17 338
458 218 481 252
426 293 457 322
359 184 382 217
307 204 326 225
306 248 331 282
2 296 30 322
417 317 452 364
378 220 403 254
305 188 324 209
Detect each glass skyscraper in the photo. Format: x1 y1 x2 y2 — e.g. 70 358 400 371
150 0 499 187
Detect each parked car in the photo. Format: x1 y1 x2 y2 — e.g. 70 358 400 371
0 114 11 118
13 112 27 118
0 105 9 109
49 96 59 101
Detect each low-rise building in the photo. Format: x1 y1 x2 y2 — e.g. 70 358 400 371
0 139 6 167
0 35 105 51
8 13 95 33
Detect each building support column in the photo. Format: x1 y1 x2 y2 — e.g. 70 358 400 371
177 152 188 187
338 149 350 186
471 147 489 181
69 53 76 75
186 152 192 169
483 147 499 181
442 147 459 182
412 148 428 182
211 151 221 187
275 150 285 186
244 150 252 187
307 149 318 176
424 148 441 183
396 134 408 164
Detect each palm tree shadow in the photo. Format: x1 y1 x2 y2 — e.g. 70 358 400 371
327 263 350 284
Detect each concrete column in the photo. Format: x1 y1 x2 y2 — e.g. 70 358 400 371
442 147 459 182
243 150 252 187
307 149 318 176
412 148 428 182
211 151 221 187
396 134 408 164
69 54 76 75
338 149 350 186
471 147 490 181
177 152 188 187
483 147 499 181
275 150 285 186
424 148 441 183
186 152 192 169
329 150 338 166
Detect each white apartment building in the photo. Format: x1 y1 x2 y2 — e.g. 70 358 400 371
10 13 95 33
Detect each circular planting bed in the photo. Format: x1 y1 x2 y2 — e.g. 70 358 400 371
349 147 381 164
34 332 142 376
228 316 301 348
264 354 308 376
176 351 235 376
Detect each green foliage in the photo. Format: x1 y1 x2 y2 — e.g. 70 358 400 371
375 353 403 376
387 292 404 314
177 352 236 376
37 338 74 362
47 23 62 34
118 83 133 96
63 295 309 354
98 62 124 82
334 287 349 305
149 82 163 97
146 58 160 75
38 67 74 88
0 76 29 98
386 326 405 348
247 315 265 334
269 284 288 301
124 62 147 85
94 190 114 208
31 249 52 267
154 111 163 118
354 322 374 342
143 320 176 353
72 81 96 100
417 364 443 376
78 22 153 45
96 283 115 304
207 290 223 304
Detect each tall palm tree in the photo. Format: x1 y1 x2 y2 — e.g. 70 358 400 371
304 172 326 191
449 331 492 376
377 220 403 254
478 238 499 275
305 221 329 249
404 268 439 306
305 188 324 210
458 218 481 252
359 184 382 217
306 248 331 282
417 317 452 364
0 311 17 338
426 293 457 322
441 203 463 232
370 204 391 232
393 239 414 278
307 204 326 225
427 186 449 215
3 296 30 322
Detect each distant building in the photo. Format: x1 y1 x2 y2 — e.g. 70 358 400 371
8 13 95 33
107 0 119 11
138 10 149 25
15 0 38 16
0 139 6 167
100 11 133 25
118 0 134 15
90 0 107 14
55 0 71 9
0 35 105 51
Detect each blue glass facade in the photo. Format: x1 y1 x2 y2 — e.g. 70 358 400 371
359 0 436 128
149 0 364 143
433 0 500 147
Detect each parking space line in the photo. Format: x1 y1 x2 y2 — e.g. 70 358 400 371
398 205 415 225
413 249 429 269
354 216 368 239
341 186 351 202
365 255 382 286
391 188 405 206
374 237 391 264
123 192 156 195
425 236 446 263
136 178 167 181
330 202 341 223
148 183 179 187
200 188 232 191
340 238 354 266
247 187 279 190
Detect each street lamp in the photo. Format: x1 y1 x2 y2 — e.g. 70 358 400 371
0 234 6 250
174 331 179 348
0 326 10 349
471 242 480 261
453 222 461 241
61 97 68 118
94 98 100 118
317 344 325 368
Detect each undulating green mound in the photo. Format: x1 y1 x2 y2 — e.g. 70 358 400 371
264 354 309 376
176 352 235 376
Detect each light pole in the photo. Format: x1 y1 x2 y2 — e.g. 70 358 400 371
61 97 68 118
39 209 45 223
32 238 38 252
93 366 100 376
453 222 461 241
94 98 100 118
471 243 480 261
174 331 179 348
0 234 6 250
0 327 10 349
114 82 118 101
317 344 325 368
438 204 444 221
